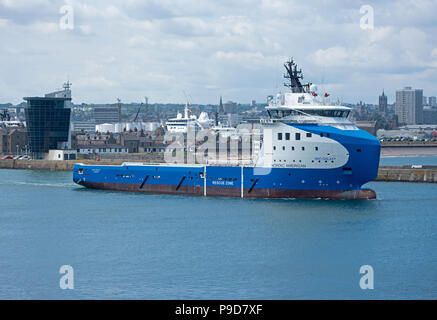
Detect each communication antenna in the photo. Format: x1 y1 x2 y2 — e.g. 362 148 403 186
63 80 72 90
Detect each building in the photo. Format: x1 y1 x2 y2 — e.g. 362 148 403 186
395 87 423 125
46 149 77 160
378 90 388 115
423 108 437 125
429 96 437 108
217 113 241 127
76 145 128 155
71 120 96 133
0 127 28 155
93 104 121 124
223 101 237 114
24 82 72 159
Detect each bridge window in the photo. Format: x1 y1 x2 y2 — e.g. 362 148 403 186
278 133 282 140
299 109 350 118
295 133 301 140
306 133 312 138
285 133 290 140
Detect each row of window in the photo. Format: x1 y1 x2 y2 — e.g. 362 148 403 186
273 159 335 163
277 132 331 141
268 109 350 118
277 132 307 141
78 148 126 153
273 146 319 151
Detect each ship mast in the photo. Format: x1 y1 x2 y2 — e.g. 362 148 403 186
283 58 311 93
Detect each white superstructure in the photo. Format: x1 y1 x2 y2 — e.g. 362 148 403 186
166 103 213 133
254 59 358 170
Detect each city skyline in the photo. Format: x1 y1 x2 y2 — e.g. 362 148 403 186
1 1 437 105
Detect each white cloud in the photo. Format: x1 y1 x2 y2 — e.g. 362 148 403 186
0 0 437 104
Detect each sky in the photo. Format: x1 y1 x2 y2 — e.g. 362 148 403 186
1 0 437 105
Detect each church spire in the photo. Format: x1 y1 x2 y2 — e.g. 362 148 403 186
218 96 224 114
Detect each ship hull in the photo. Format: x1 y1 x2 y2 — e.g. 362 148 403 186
77 180 376 200
73 163 379 200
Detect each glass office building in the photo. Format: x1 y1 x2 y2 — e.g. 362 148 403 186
24 96 71 159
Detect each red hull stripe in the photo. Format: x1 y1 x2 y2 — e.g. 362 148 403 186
80 181 376 200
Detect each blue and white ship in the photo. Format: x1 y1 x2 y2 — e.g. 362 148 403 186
73 59 381 199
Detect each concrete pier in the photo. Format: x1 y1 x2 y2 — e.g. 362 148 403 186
0 159 125 171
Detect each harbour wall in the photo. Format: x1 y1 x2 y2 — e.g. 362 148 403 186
376 166 437 183
1 159 437 183
0 159 125 171
381 146 437 157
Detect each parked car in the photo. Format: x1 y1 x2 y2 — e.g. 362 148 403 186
1 155 13 159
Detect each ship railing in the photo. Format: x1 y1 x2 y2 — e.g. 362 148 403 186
206 159 255 167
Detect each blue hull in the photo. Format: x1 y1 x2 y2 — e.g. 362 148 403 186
73 163 379 199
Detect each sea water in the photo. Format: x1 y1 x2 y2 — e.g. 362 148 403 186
0 166 436 299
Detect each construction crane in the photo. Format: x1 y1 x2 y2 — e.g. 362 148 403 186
133 96 148 122
116 98 122 123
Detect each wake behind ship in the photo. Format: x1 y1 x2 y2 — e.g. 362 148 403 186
73 59 381 200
